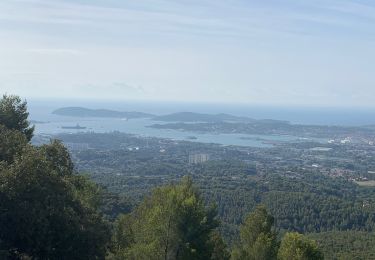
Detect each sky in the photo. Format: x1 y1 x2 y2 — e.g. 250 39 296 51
0 0 375 107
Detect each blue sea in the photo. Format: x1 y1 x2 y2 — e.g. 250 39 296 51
27 99 375 147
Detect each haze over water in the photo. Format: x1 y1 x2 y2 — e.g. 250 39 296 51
28 99 375 127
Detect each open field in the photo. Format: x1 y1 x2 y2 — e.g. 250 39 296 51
355 180 375 187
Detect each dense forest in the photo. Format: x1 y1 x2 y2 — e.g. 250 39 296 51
54 130 375 259
1 94 375 259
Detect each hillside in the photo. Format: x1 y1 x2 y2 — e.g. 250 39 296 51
153 111 288 123
52 107 154 119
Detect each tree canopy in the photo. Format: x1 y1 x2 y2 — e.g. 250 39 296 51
0 124 28 164
112 177 226 260
231 205 278 260
278 232 323 260
0 94 34 141
0 95 110 259
0 146 110 259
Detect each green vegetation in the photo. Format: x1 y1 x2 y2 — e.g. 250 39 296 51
111 177 226 259
2 94 375 259
0 94 34 141
308 231 375 260
0 124 28 164
53 129 375 258
0 95 111 259
278 232 323 260
231 205 278 260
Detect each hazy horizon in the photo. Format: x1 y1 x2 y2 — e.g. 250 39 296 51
26 97 375 126
1 0 375 107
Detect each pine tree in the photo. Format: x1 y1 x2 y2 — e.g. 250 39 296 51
231 205 278 260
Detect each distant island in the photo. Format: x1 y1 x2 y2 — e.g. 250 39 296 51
153 111 287 123
52 107 154 119
53 108 288 124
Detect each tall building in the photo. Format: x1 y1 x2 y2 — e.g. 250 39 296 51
188 153 210 164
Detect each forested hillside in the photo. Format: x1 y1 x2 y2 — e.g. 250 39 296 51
55 132 375 259
0 97 321 260
2 94 375 259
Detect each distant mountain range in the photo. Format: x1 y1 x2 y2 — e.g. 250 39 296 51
52 107 154 119
52 107 289 124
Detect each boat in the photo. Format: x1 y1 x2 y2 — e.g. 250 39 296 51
61 124 87 130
